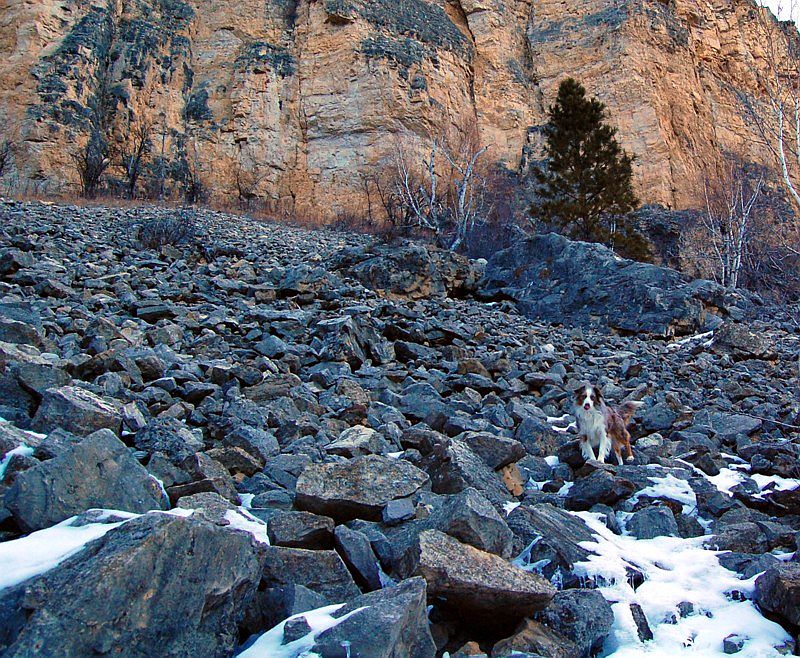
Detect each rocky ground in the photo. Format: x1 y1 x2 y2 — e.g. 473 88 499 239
0 199 799 657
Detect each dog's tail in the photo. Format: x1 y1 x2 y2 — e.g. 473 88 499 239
616 400 644 425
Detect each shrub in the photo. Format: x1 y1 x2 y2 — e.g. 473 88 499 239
134 211 198 250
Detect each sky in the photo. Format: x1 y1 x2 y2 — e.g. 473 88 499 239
760 0 800 23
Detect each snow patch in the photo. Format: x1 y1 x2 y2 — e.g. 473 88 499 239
631 474 698 514
571 512 791 657
750 474 800 494
237 604 367 657
503 501 521 516
544 455 560 467
0 511 137 590
0 444 35 480
547 414 576 434
224 508 270 545
239 493 255 509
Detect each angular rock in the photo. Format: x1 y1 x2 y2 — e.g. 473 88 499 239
334 524 384 591
134 418 204 464
627 506 679 539
261 546 361 601
0 513 264 657
492 618 578 658
306 577 436 658
326 425 391 457
482 233 735 335
423 437 512 509
5 430 168 532
565 471 637 511
295 454 429 522
398 530 555 624
457 431 526 470
266 510 335 549
755 563 800 631
427 487 514 558
536 589 614 657
32 386 122 436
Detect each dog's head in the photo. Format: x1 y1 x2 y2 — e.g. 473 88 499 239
574 384 603 412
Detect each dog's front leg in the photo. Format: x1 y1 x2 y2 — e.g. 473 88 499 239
597 433 611 463
580 436 596 461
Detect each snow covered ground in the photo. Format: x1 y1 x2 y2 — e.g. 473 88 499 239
576 470 795 657
577 512 792 657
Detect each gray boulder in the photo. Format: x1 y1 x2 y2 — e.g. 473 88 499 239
5 430 168 532
266 510 335 549
627 506 679 539
482 232 742 335
398 530 554 623
295 455 429 522
32 386 122 435
536 589 614 658
306 577 436 657
755 563 800 632
565 471 637 511
261 546 361 601
335 524 384 591
0 513 264 657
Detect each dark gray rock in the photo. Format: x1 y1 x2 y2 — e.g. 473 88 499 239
755 563 800 631
564 471 637 511
134 418 205 464
261 546 361 601
31 386 122 435
295 455 429 522
427 487 514 558
242 585 330 638
5 430 168 532
536 589 614 658
0 513 264 657
457 431 526 470
307 577 436 658
335 524 384 591
423 437 512 509
398 529 555 624
626 506 679 539
482 233 739 335
382 497 416 525
267 510 335 549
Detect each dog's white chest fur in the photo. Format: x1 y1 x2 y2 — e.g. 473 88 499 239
575 405 611 462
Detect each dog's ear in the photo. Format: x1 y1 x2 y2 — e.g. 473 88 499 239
593 386 604 402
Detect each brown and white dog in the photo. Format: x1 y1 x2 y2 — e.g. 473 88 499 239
573 384 642 465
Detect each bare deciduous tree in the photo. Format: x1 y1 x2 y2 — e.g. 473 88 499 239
119 115 153 199
232 159 267 212
739 2 800 245
73 130 111 199
391 130 491 250
0 136 12 180
699 159 765 288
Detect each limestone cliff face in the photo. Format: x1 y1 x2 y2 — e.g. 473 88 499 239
0 0 793 218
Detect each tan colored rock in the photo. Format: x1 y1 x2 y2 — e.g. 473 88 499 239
0 0 794 216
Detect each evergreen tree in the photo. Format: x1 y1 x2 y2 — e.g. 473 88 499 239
533 78 648 259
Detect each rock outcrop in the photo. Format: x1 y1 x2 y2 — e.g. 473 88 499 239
482 232 749 335
0 0 796 217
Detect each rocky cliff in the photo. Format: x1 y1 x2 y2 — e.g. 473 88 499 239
0 0 795 217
